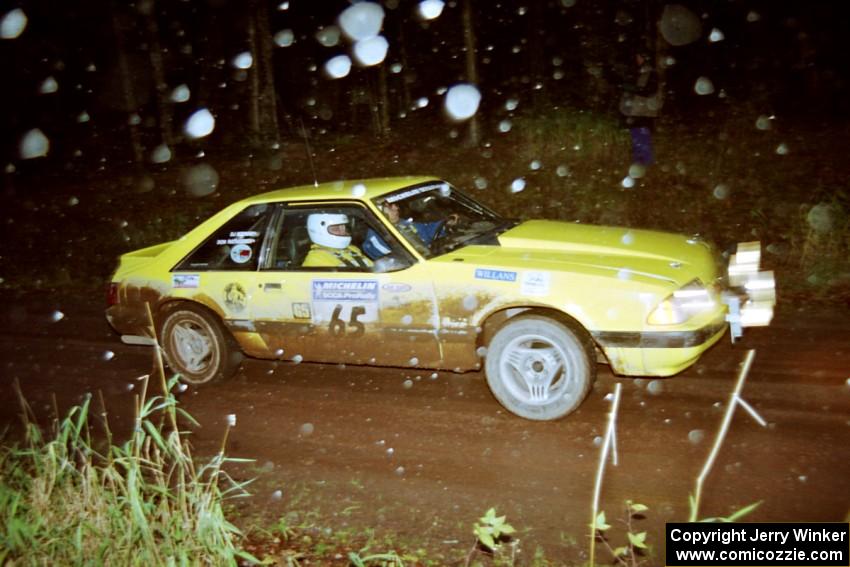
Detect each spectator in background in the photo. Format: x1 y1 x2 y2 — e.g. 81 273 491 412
620 52 661 168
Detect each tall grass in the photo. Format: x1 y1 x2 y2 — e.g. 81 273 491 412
0 363 255 565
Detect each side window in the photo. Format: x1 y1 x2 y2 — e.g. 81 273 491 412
265 204 412 272
175 204 272 271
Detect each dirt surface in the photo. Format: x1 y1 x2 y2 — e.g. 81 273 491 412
1 295 849 564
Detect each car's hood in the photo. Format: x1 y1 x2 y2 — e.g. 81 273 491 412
486 220 719 285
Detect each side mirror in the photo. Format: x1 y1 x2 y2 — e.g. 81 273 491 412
372 252 412 273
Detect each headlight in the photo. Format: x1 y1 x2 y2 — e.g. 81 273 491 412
647 279 717 326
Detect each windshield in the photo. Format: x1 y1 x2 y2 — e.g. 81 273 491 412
372 181 516 258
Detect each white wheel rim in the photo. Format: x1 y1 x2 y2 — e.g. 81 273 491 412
170 318 215 373
498 333 578 405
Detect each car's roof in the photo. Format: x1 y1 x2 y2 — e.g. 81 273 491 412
239 176 442 206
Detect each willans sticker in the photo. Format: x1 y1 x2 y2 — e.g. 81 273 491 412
230 244 253 264
172 274 200 288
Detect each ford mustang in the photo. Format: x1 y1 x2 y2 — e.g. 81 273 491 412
106 177 774 420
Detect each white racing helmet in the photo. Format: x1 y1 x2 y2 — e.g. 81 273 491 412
307 213 351 249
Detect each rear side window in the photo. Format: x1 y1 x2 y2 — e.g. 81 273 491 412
175 204 272 271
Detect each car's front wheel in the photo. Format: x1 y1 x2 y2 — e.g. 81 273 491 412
485 315 595 420
159 304 242 384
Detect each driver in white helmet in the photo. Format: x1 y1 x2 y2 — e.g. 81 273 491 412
302 213 373 268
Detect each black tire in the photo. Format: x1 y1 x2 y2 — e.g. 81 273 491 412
159 304 242 384
484 314 595 421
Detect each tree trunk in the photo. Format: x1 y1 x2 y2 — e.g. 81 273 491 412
248 0 280 149
111 1 144 165
462 0 481 146
143 1 174 150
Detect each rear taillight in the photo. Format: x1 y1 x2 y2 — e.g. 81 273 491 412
107 282 119 306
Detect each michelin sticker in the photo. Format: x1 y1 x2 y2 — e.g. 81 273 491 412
172 274 200 289
311 279 379 325
474 268 517 282
521 271 551 296
230 244 253 264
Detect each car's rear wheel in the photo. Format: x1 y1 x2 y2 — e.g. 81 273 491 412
159 304 241 384
485 315 595 421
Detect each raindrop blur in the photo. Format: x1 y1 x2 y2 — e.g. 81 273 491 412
0 8 27 39
324 54 352 78
713 184 730 200
271 489 283 500
408 357 419 366
182 163 219 197
226 414 236 427
339 2 384 40
292 354 303 364
708 28 724 42
775 143 789 155
688 429 705 444
177 383 188 393
415 97 428 108
39 76 58 94
278 1 289 10
394 466 405 476
51 310 64 322
417 0 444 20
505 98 519 111
403 379 413 389
556 165 570 177
444 84 481 121
170 84 190 103
807 203 841 233
474 177 488 189
746 11 761 23
593 436 603 447
659 4 701 46
390 62 403 73
510 178 526 193
351 183 367 197
300 423 314 436
20 128 49 159
647 380 664 395
462 295 478 311
498 120 512 133
184 108 215 138
694 77 714 95
401 314 413 325
274 29 295 47
232 51 253 69
68 196 79 206
755 115 773 130
476 346 487 357
529 160 541 171
77 111 90 123
628 163 646 179
621 176 635 189
621 232 635 245
315 25 341 47
430 372 438 380
560 0 576 7
151 144 172 164
102 350 115 361
353 35 389 66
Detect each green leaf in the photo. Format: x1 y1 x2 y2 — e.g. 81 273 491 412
595 511 610 531
630 503 649 513
478 532 497 550
613 547 629 557
724 501 762 522
499 523 516 535
628 531 647 549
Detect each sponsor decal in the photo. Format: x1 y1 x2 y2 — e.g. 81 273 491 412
230 243 253 264
224 282 247 312
292 302 312 319
521 270 551 296
216 231 259 246
384 183 446 204
474 268 517 282
382 282 412 293
312 279 379 302
172 274 200 289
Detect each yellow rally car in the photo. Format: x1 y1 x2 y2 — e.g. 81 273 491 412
106 177 775 420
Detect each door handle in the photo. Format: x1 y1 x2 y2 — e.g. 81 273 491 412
263 282 283 291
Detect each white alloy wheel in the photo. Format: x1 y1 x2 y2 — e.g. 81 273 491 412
160 305 240 384
485 315 595 420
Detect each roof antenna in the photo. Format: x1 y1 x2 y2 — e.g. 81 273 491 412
299 117 319 187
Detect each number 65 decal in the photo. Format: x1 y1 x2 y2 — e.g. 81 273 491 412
329 304 366 338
